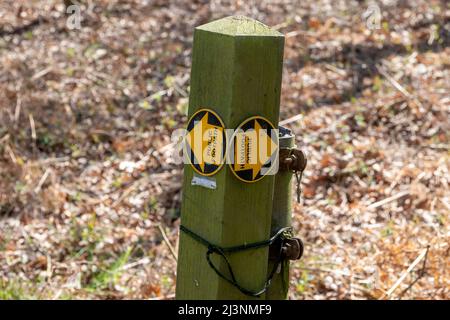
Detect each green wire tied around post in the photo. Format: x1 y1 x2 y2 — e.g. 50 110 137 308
179 225 294 297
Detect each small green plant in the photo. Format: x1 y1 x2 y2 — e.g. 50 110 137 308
14 182 27 193
355 113 367 127
295 270 310 294
88 247 132 290
161 274 173 290
112 177 123 189
372 75 382 92
66 47 76 58
164 75 175 88
0 279 36 300
24 31 33 40
381 221 395 238
138 100 153 110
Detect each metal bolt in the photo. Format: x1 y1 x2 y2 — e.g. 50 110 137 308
282 238 304 260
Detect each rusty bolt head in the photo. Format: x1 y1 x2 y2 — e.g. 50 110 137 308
282 238 304 260
279 148 307 172
291 149 307 172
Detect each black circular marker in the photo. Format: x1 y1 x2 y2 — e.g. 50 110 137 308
228 116 278 183
184 108 227 176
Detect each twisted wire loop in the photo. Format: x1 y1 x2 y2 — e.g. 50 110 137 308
180 224 293 297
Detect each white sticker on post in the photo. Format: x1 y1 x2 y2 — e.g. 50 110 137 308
191 174 216 190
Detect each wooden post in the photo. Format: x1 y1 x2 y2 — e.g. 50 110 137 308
266 128 295 300
176 16 284 299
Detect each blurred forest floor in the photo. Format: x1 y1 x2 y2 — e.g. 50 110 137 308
0 0 448 299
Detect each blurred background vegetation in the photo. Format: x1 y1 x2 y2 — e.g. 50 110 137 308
0 0 448 299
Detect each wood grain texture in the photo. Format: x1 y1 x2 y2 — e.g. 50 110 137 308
176 16 284 300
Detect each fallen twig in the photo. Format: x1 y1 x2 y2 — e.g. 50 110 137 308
34 168 52 194
31 67 53 81
397 246 430 299
0 134 10 145
37 157 71 165
367 191 410 210
440 198 450 211
377 66 412 98
158 224 178 261
5 144 18 164
376 64 424 109
285 29 318 38
367 190 410 210
14 90 22 125
381 247 430 299
279 114 303 126
121 257 150 271
298 266 351 277
29 113 37 142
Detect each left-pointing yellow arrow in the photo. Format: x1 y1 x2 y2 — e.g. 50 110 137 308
186 112 224 172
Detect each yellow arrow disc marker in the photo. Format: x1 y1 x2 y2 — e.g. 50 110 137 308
228 116 279 183
184 109 226 176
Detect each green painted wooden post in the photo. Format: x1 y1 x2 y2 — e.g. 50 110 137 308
266 129 295 300
176 16 285 300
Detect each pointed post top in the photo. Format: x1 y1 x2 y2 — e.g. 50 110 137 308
196 16 283 37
